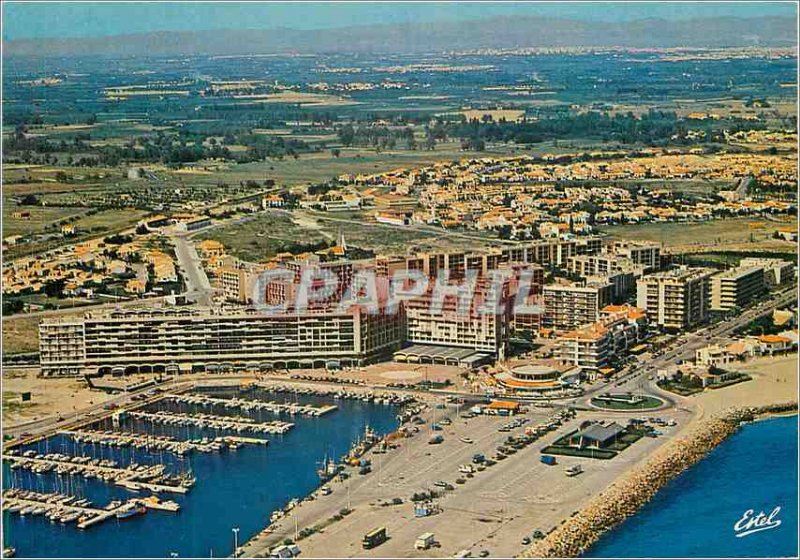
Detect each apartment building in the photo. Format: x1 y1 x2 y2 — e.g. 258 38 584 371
217 261 270 304
609 241 661 271
508 264 545 340
709 266 766 311
636 266 714 331
39 307 402 377
556 305 647 378
400 278 512 359
739 257 795 288
542 281 613 331
395 237 602 280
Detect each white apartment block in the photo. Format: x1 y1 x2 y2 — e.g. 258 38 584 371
39 307 401 377
739 257 795 288
636 266 714 331
709 266 766 311
609 241 661 271
543 281 613 331
557 305 647 377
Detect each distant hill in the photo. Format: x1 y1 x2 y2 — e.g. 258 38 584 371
4 15 797 57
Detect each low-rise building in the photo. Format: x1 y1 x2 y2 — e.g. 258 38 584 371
494 364 581 396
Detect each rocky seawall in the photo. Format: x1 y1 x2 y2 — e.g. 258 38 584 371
520 402 798 558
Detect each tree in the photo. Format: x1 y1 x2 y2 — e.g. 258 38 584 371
44 279 66 298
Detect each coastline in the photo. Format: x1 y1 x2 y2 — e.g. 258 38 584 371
520 402 798 558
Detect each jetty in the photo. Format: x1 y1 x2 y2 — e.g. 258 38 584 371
521 402 799 558
128 410 293 434
166 393 337 417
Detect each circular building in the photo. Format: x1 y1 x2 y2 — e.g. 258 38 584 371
494 364 581 395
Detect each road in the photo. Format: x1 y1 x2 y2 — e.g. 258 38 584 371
170 233 215 306
580 286 798 402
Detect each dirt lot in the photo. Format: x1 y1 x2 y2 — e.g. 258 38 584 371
1 367 114 428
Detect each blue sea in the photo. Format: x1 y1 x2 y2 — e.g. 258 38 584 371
586 414 799 558
3 390 399 558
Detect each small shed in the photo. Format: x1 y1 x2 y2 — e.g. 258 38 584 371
486 400 521 416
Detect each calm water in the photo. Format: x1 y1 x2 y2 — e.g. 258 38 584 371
586 414 799 558
3 391 399 558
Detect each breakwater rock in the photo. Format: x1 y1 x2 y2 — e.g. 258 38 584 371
520 402 798 558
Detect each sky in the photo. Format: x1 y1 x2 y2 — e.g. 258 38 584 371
3 1 797 41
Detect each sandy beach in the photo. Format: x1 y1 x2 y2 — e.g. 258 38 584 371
694 354 798 417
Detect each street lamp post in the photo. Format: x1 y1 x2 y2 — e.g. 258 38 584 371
232 527 240 558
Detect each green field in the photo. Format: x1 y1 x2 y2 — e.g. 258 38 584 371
196 209 496 262
3 205 83 237
187 142 521 188
195 211 332 262
599 217 792 249
2 314 42 355
3 208 149 259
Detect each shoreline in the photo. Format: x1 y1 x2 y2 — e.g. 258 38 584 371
520 402 798 558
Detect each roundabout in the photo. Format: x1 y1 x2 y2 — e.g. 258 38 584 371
590 392 665 411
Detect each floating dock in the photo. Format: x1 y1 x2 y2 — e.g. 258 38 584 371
2 489 178 530
166 393 337 417
61 429 266 455
128 410 293 434
3 453 192 494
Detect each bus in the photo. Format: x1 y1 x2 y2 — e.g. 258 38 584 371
362 527 388 549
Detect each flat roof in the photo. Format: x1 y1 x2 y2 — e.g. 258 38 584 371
393 344 493 364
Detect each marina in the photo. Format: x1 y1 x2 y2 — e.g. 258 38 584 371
3 388 401 557
3 452 194 494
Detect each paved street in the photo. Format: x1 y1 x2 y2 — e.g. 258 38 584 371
170 233 215 306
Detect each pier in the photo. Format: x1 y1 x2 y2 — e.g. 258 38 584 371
61 429 265 455
2 489 178 530
3 453 192 494
255 382 415 406
128 410 293 434
166 393 338 417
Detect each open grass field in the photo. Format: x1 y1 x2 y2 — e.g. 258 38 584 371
187 142 523 188
2 314 42 355
195 211 332 262
599 217 796 251
196 209 496 262
3 208 149 259
3 205 83 237
73 208 148 231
